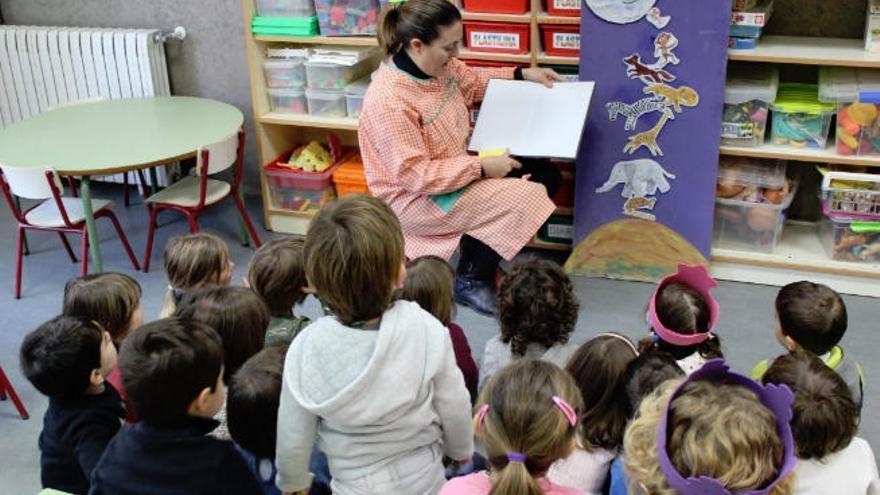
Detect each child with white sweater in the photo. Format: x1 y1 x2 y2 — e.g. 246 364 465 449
275 195 474 495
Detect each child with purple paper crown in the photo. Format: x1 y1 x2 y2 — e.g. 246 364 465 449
439 360 585 495
638 264 724 374
623 359 797 495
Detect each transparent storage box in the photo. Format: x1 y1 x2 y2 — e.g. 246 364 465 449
344 78 369 117
264 137 349 212
306 59 373 90
717 156 787 190
314 0 380 36
268 87 307 114
722 64 778 147
263 59 307 88
306 88 346 117
820 171 880 220
770 83 835 149
255 0 316 18
713 179 798 253
820 215 880 262
818 66 880 156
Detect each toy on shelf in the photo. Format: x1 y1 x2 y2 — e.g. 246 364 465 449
264 134 349 212
822 216 880 262
314 0 380 36
820 170 880 219
770 83 835 149
819 67 880 156
722 64 778 147
286 141 334 171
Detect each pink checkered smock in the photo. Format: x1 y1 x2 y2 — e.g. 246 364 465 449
358 58 555 261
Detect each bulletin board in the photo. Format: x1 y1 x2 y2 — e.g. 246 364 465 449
565 0 733 282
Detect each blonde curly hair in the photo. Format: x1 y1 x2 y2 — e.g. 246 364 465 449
623 379 795 495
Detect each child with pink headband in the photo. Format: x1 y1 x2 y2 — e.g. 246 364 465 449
638 264 724 374
439 360 585 495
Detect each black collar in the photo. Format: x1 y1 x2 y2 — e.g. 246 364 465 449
393 49 432 80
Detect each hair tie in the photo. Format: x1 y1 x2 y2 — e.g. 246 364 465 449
551 396 577 427
507 452 527 463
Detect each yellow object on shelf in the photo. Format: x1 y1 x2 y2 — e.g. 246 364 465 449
286 141 333 172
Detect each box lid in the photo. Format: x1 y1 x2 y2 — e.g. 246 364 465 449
344 77 370 96
725 64 779 104
268 87 306 97
717 156 786 189
819 67 880 104
771 83 836 114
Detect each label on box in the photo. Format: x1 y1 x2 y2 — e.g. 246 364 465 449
548 223 574 240
470 31 521 51
553 0 580 11
721 121 755 139
552 33 580 51
731 11 768 27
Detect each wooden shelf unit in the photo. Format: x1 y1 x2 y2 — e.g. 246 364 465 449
712 34 880 294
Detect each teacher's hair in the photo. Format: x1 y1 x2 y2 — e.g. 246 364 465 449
378 0 462 56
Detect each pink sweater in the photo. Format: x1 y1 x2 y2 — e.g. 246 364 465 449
440 472 585 495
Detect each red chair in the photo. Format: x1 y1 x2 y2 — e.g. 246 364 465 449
142 130 262 272
0 365 29 420
0 165 141 298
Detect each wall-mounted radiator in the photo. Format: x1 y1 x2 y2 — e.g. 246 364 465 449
0 26 174 185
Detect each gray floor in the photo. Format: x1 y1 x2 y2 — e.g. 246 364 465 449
0 182 877 494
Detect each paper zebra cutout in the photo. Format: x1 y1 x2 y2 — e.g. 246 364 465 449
607 98 675 131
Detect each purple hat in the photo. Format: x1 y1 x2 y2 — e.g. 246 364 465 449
656 359 796 495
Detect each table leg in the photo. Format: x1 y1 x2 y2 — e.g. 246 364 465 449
13 196 29 255
237 189 249 247
80 176 103 273
149 167 160 194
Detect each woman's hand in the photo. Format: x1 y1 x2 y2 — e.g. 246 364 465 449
522 67 564 88
480 150 522 178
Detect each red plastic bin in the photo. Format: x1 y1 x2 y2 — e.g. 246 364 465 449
463 0 528 14
545 0 581 17
464 21 530 54
541 25 580 56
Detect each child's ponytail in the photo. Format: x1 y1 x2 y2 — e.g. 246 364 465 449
489 457 542 495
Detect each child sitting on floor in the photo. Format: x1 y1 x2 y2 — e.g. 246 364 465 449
752 281 864 407
623 360 796 495
762 351 878 494
548 333 638 495
638 264 723 374
247 237 312 347
439 360 584 495
63 272 143 422
89 318 262 494
159 233 233 317
397 255 480 401
275 194 473 495
20 315 122 494
480 258 580 388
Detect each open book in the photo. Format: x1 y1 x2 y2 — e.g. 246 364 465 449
468 79 595 160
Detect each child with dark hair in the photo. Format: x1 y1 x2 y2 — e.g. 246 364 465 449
89 318 262 494
762 351 878 494
752 281 864 407
63 272 144 423
480 258 580 388
276 195 473 495
248 237 312 346
607 350 684 495
176 286 270 440
638 264 723 374
20 315 122 494
548 333 637 494
397 255 479 400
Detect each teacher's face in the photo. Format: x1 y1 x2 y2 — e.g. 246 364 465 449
408 20 462 78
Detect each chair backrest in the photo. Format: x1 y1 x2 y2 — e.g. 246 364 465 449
0 165 62 200
196 131 241 176
46 96 109 112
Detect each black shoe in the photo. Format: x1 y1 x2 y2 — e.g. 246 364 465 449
454 276 497 316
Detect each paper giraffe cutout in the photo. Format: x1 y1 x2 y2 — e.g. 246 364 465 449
607 98 674 130
651 32 680 69
596 158 676 221
623 54 676 85
645 7 670 29
642 83 700 112
586 0 657 24
623 113 672 156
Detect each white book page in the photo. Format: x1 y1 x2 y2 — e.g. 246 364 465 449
468 79 595 160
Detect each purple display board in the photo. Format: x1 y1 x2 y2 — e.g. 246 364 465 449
565 0 732 282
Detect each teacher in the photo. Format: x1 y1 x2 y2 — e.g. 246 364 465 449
359 0 562 315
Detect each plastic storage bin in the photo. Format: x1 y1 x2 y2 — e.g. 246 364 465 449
268 87 308 114
821 171 880 220
344 78 369 117
264 137 349 212
255 0 316 17
716 156 787 191
332 155 371 196
818 66 880 156
306 89 347 117
464 21 530 54
263 59 307 88
306 59 373 90
541 25 580 57
463 0 529 15
313 0 379 36
545 0 581 16
821 215 880 262
770 83 835 149
713 178 797 254
537 215 574 245
722 64 778 147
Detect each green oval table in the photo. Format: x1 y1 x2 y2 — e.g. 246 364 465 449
0 96 244 272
